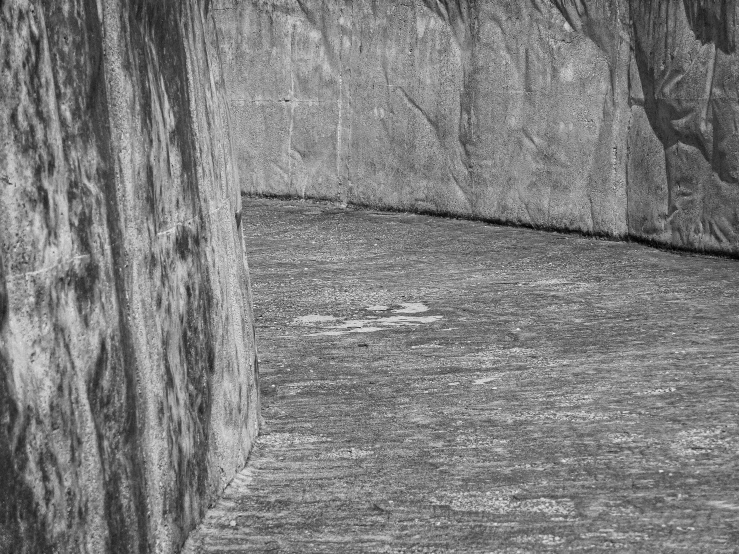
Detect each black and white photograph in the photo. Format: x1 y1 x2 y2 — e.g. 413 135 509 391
1 1 738 552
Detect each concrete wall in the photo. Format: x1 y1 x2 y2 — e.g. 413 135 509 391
214 0 739 254
0 1 259 552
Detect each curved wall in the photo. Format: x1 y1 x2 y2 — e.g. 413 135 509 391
214 0 739 254
1 1 259 552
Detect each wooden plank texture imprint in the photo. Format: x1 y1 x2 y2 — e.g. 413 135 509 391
185 198 739 553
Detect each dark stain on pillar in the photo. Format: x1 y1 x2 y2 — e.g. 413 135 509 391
0 240 52 554
70 0 151 550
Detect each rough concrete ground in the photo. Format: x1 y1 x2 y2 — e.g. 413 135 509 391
185 197 739 553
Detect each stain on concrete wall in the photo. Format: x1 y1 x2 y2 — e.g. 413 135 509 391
628 0 739 250
214 0 739 254
0 1 259 552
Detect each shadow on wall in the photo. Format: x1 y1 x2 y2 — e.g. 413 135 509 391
214 0 739 255
0 1 258 553
683 0 736 53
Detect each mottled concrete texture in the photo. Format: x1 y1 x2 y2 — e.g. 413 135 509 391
1 1 259 553
214 0 739 254
187 198 739 553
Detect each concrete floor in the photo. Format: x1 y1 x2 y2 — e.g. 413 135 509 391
185 198 739 553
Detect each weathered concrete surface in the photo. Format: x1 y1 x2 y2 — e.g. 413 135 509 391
626 0 739 251
1 2 258 552
186 197 739 553
214 0 739 254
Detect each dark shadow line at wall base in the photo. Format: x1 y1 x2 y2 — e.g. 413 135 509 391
243 193 739 262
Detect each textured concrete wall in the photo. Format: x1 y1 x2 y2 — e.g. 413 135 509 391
1 1 259 552
214 0 739 254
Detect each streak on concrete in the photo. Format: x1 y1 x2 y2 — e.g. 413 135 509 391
186 197 739 553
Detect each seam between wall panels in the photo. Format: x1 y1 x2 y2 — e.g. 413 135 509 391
336 2 345 204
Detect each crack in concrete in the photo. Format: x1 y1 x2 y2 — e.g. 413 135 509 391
156 203 228 237
9 255 92 280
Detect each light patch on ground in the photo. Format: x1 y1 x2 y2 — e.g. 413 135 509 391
502 410 611 423
635 387 676 396
316 327 386 336
378 315 441 326
392 302 429 314
671 428 738 457
513 534 565 546
528 278 571 287
580 531 649 541
304 309 442 336
706 501 739 511
293 314 337 324
258 433 330 446
431 491 576 517
321 448 374 460
454 433 509 449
